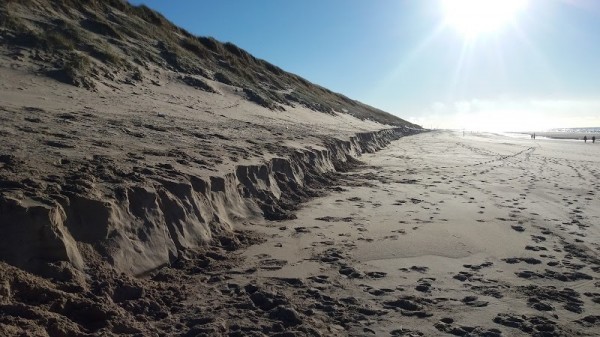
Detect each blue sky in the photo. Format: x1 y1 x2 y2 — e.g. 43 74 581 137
129 0 600 130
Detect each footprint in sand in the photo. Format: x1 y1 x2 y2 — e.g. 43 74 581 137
258 258 288 270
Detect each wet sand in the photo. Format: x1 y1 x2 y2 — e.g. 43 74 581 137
244 130 600 336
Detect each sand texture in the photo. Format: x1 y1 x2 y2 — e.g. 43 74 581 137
238 131 600 336
0 0 418 277
2 127 600 336
1 1 599 336
0 64 417 274
0 1 423 335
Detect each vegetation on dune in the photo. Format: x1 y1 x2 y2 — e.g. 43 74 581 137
47 52 95 89
179 75 217 93
180 37 210 60
80 18 122 39
0 0 419 127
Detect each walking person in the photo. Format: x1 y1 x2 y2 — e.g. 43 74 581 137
593 136 596 143
584 135 587 143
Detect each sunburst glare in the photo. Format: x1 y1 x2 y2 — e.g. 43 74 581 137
442 0 529 38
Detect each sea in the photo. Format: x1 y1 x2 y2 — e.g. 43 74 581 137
505 127 600 141
547 127 600 134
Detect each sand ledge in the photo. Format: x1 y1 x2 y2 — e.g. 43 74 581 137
0 127 420 276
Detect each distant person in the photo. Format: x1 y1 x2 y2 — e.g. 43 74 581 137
533 133 536 140
593 136 596 143
584 135 587 143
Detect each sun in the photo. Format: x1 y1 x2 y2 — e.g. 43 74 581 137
442 0 528 38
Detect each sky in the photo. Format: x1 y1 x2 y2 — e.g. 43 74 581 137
128 0 600 131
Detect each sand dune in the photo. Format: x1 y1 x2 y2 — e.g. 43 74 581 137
1 2 421 335
1 1 598 336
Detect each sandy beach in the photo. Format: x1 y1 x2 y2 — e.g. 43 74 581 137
2 125 599 336
239 131 600 336
1 1 599 336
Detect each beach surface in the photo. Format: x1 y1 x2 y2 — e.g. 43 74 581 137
1 1 598 334
240 130 600 336
1 129 599 336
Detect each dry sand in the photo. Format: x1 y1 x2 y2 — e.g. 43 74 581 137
0 64 409 275
241 131 600 336
0 51 418 337
1 115 599 336
1 1 598 335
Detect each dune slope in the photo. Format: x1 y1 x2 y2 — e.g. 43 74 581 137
0 1 427 335
0 1 419 279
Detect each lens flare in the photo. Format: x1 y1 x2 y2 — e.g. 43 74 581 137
442 0 528 38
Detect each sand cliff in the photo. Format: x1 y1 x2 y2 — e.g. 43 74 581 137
0 0 420 278
0 1 431 336
1 126 416 276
